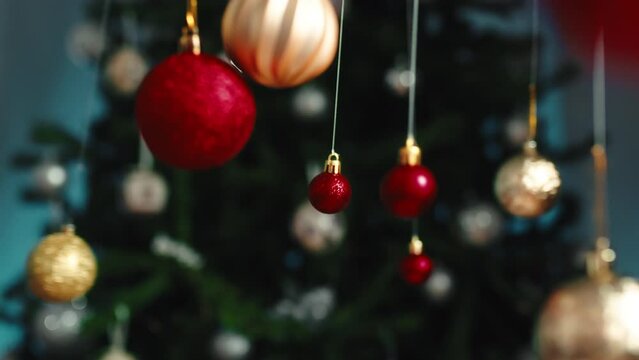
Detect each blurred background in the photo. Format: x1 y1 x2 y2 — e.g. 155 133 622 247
0 0 638 359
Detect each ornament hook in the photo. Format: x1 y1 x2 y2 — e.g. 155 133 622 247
180 0 201 54
408 235 423 255
399 138 422 166
324 152 342 174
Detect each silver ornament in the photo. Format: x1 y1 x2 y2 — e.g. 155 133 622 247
211 332 251 360
66 22 106 65
291 201 345 253
33 299 87 348
122 169 169 215
33 161 67 195
105 47 149 96
292 86 328 119
457 202 504 246
423 267 454 302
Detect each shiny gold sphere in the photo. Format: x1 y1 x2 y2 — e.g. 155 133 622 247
221 0 339 88
538 277 639 360
494 150 561 217
28 226 97 302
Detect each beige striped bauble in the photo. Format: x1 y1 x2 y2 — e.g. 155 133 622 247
222 0 339 88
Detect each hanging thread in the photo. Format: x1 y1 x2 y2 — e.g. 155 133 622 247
406 0 420 141
330 0 347 153
587 27 616 279
78 0 113 164
527 0 540 142
592 30 609 243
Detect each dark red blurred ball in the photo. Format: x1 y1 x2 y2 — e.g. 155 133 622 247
401 253 433 285
136 52 256 169
308 172 352 214
545 0 639 78
380 164 437 218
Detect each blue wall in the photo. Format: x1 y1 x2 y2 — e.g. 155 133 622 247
0 0 99 352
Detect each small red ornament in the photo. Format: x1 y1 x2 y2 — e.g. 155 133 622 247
380 139 437 218
400 236 433 285
308 152 352 214
135 51 256 169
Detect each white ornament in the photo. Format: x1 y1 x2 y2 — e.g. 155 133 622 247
122 169 168 215
423 267 454 302
292 86 328 119
385 64 414 96
99 347 137 360
457 202 504 246
504 115 529 147
105 47 149 96
66 22 106 65
291 201 345 253
33 161 67 195
211 332 251 360
33 300 87 348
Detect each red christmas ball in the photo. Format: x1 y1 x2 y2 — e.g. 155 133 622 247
308 172 352 214
380 164 437 218
401 253 433 285
135 52 256 169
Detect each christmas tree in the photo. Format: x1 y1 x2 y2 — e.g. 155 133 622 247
1 0 592 359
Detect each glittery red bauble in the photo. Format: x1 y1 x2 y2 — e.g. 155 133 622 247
135 52 256 169
380 164 437 218
308 172 352 214
401 253 433 285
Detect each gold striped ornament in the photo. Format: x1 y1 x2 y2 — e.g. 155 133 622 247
222 0 339 88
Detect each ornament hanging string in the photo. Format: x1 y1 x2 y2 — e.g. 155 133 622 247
587 25 616 279
71 0 112 226
592 29 610 248
78 0 112 164
406 0 420 142
527 0 540 142
138 137 154 169
330 0 346 153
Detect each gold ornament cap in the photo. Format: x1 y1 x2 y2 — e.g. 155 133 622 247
179 1 201 54
179 27 201 55
408 235 423 255
523 139 538 156
586 236 616 283
324 152 342 174
399 138 422 166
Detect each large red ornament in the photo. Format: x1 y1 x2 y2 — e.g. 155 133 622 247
135 52 256 169
308 153 352 214
545 0 639 77
400 236 433 285
381 141 437 218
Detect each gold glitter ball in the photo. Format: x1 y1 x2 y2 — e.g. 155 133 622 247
494 150 560 218
28 225 97 302
538 276 639 360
